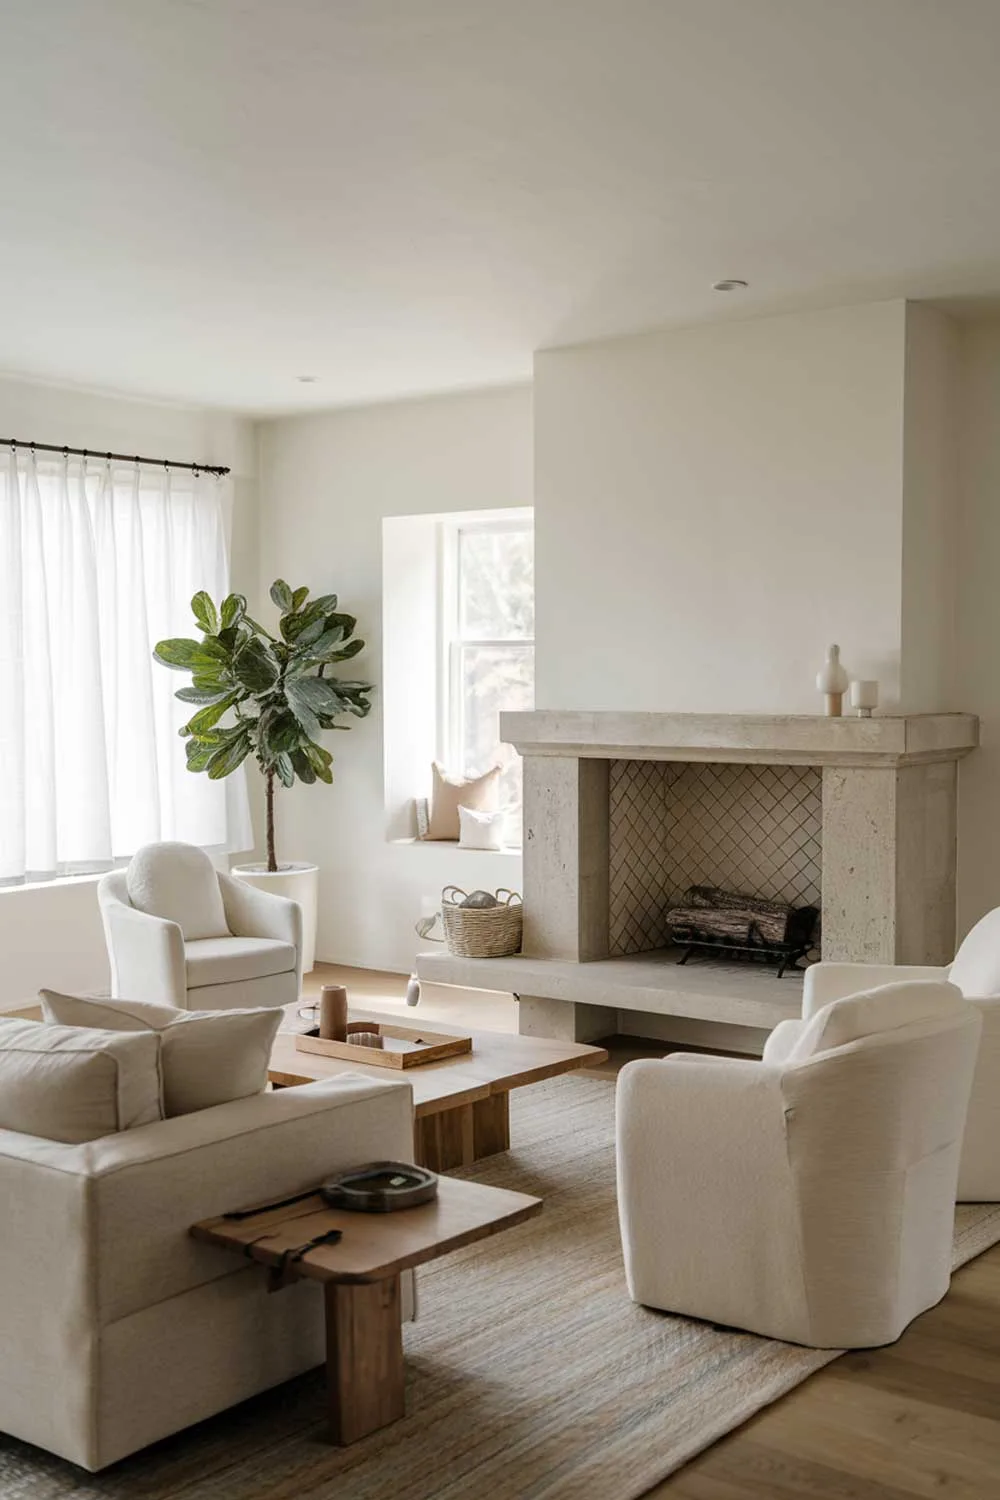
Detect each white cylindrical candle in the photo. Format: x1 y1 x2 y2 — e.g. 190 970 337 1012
849 679 879 716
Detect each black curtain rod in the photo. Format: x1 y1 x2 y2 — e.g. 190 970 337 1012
3 436 230 477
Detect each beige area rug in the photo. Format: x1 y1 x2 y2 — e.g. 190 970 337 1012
5 1075 1000 1500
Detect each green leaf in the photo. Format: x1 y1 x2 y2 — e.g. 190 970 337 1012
290 748 317 784
191 671 230 694
294 614 329 649
269 579 294 612
175 684 232 706
191 591 220 635
327 638 365 662
194 637 230 664
185 741 215 772
257 707 304 762
287 675 343 722
275 751 295 788
220 593 247 630
184 692 239 736
233 637 279 693
206 730 252 780
293 625 345 661
285 677 322 739
280 600 321 642
304 740 334 782
188 724 240 750
291 586 310 611
153 637 203 670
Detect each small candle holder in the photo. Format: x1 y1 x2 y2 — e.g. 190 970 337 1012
849 679 879 718
346 1028 385 1050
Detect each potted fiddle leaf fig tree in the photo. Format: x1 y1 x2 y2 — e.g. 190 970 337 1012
153 580 373 971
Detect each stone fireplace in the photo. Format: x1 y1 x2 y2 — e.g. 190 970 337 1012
418 712 978 1051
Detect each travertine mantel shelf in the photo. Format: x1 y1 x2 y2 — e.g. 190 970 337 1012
500 711 979 767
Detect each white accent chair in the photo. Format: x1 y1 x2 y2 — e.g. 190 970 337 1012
802 908 1000 1201
0 1073 415 1470
616 982 981 1348
99 842 302 1011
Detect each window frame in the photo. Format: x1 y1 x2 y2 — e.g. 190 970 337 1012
436 508 534 804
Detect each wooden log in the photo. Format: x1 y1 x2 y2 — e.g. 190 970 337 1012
667 887 817 949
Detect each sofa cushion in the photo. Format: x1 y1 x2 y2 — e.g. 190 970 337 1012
787 979 965 1062
185 936 297 988
948 907 1000 997
0 1017 163 1143
126 842 230 941
39 992 282 1118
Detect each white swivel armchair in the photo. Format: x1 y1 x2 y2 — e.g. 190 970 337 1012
802 907 1000 1201
616 982 981 1348
99 842 302 1011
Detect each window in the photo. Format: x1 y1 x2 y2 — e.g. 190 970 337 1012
0 452 250 885
441 512 534 817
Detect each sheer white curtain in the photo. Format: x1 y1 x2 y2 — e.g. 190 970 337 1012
0 450 252 884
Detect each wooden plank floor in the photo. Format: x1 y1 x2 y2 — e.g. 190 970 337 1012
307 968 1000 1495
648 1236 1000 1498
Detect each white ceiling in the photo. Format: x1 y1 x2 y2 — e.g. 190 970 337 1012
3 0 1000 414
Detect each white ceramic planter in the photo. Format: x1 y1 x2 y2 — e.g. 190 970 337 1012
231 861 318 974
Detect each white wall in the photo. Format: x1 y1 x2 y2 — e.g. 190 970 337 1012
956 320 1000 934
0 375 259 1007
900 305 960 713
534 301 909 713
257 385 532 974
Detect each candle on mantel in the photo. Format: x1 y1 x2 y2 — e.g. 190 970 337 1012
849 680 879 718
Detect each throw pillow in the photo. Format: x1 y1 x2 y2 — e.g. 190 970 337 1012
458 804 507 851
0 1017 163 1143
126 841 230 941
424 762 501 841
39 992 282 1118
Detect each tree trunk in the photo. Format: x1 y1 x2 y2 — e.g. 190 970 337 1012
265 770 277 872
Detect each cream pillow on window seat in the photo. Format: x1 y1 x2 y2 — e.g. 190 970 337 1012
39 992 281 1119
423 762 501 841
458 804 508 851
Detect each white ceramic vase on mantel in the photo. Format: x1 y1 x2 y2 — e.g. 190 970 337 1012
816 644 849 717
231 861 318 974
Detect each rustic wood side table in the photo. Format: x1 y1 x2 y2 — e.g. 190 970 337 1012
192 1176 541 1444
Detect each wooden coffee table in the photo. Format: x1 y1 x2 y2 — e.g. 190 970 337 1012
192 1176 541 1444
269 1007 609 1172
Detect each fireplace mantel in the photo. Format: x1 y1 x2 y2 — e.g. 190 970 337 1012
419 708 980 1052
500 711 979 767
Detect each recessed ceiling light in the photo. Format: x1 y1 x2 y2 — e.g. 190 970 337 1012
296 374 319 384
712 279 749 292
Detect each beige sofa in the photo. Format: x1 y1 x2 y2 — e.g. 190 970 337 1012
0 1072 414 1470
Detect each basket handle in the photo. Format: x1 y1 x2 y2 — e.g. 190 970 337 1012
414 914 443 942
441 886 468 908
496 888 523 907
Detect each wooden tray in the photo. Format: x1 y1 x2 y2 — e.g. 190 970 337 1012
295 1022 472 1070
